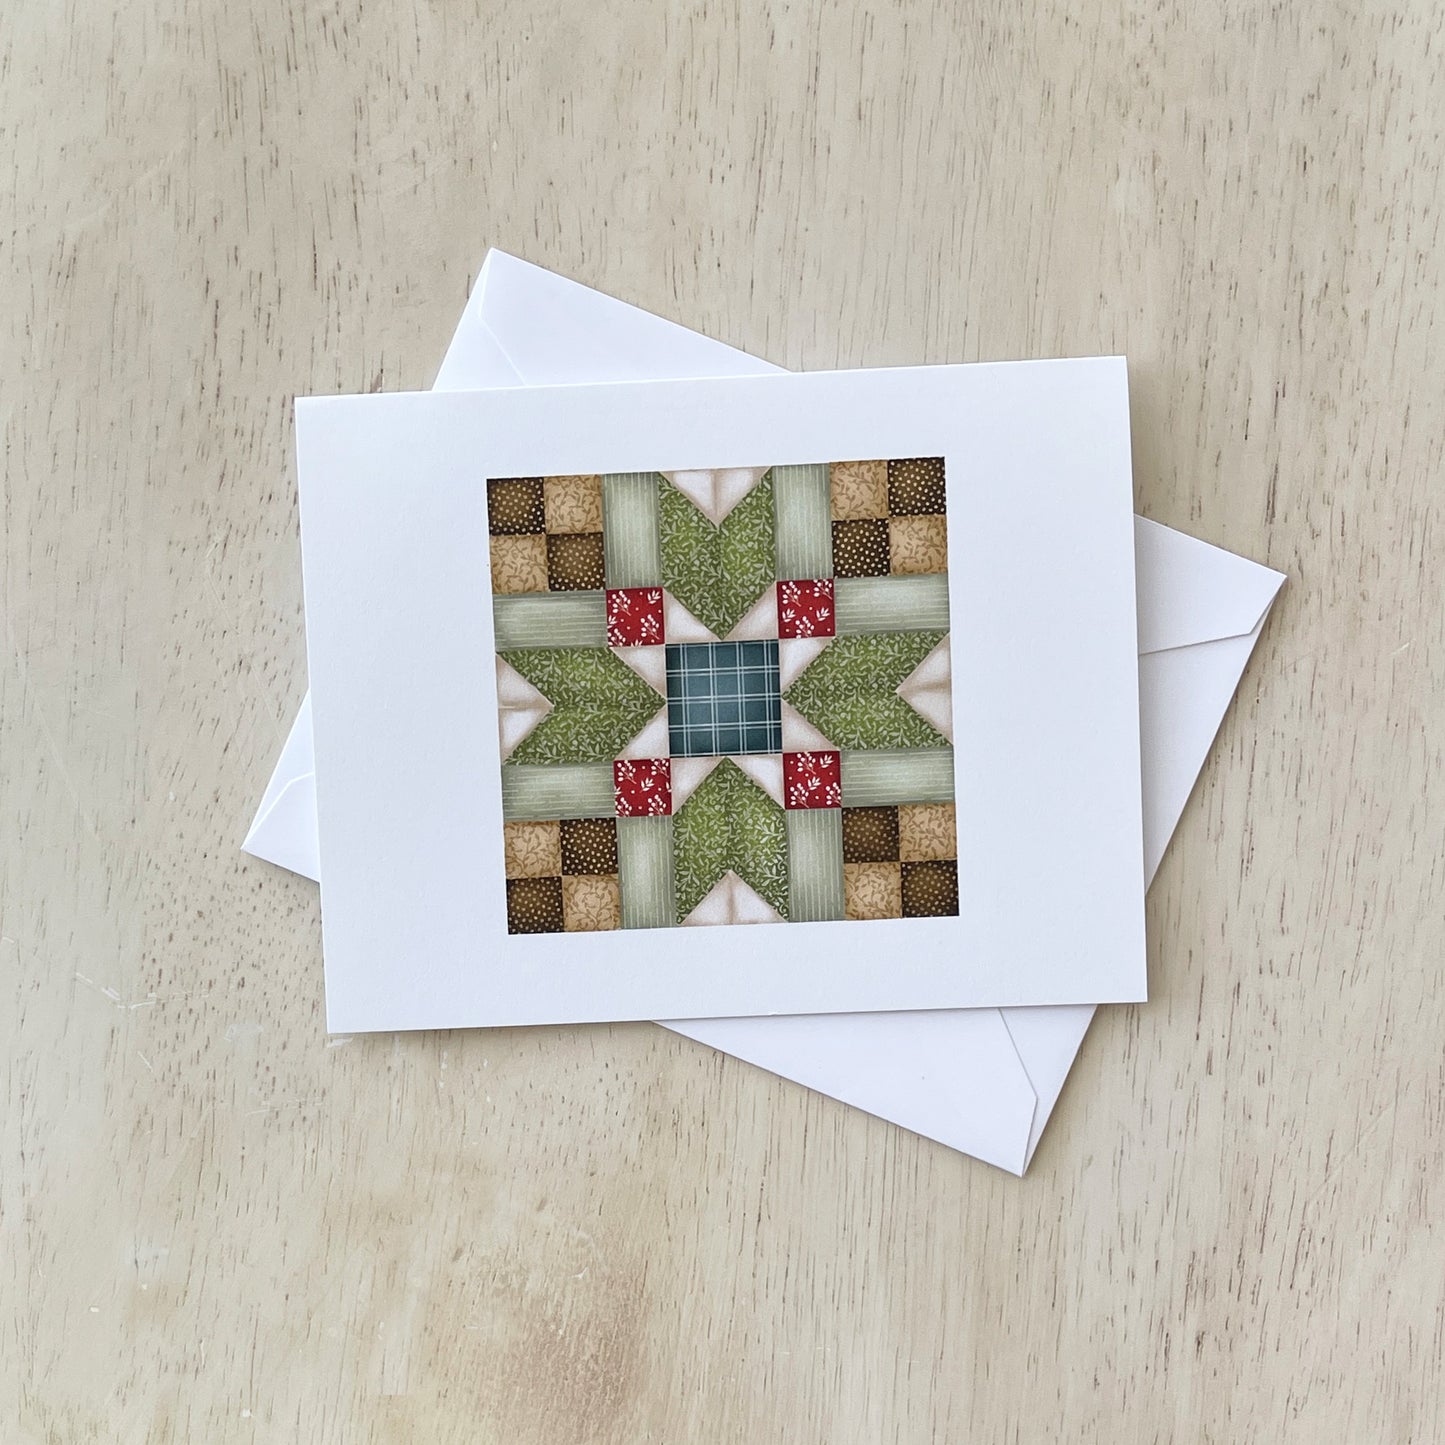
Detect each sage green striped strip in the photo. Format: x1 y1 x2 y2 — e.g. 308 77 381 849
602 472 662 587
500 764 615 820
772 463 832 580
617 816 676 928
840 749 956 806
834 574 950 635
786 809 845 922
493 591 607 649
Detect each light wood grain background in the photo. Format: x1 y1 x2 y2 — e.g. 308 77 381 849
4 1 1442 1439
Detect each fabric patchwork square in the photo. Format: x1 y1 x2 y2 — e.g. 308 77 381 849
841 805 900 862
544 474 604 534
559 816 619 875
666 641 782 757
546 531 607 591
494 457 954 935
887 457 946 516
606 587 665 646
844 861 903 920
506 874 565 933
490 533 550 594
614 758 673 817
832 517 890 577
897 803 957 862
901 859 959 916
504 819 562 878
829 459 889 520
487 477 547 535
562 874 621 932
889 515 948 576
776 578 835 639
783 750 842 810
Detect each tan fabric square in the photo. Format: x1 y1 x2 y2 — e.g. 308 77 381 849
544 474 604 534
490 533 550 593
898 803 957 862
504 820 561 879
889 514 948 576
562 874 621 932
844 862 903 920
830 460 889 520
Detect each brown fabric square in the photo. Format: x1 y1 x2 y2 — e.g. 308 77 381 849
844 862 903 920
888 515 948 576
831 518 890 578
546 531 607 591
544 474 604 535
489 534 550 594
898 803 957 862
900 859 959 917
562 875 621 932
887 457 947 515
504 820 562 878
506 875 564 933
487 477 546 535
841 806 900 863
559 816 618 875
830 460 889 520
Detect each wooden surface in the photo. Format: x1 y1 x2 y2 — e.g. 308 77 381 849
4 1 1442 1439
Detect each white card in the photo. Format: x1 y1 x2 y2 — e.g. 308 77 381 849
296 363 1145 1028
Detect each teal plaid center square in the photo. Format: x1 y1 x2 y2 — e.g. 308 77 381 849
665 641 782 757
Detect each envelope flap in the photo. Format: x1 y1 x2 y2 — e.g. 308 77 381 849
441 250 779 390
1134 516 1286 653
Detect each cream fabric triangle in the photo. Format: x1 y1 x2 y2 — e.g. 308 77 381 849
662 467 770 525
618 705 672 760
731 753 785 808
663 591 718 642
668 755 724 811
496 656 552 760
897 635 953 742
777 636 829 690
613 643 668 695
780 699 834 752
682 870 784 926
725 586 778 640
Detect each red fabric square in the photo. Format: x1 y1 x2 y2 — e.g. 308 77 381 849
606 587 665 646
776 578 836 639
783 750 842 810
613 758 673 817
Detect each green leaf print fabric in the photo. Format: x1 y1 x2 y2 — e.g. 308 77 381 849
501 647 663 764
784 631 949 750
658 474 776 637
671 759 789 921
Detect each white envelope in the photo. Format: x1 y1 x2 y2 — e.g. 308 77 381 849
245 252 1283 1171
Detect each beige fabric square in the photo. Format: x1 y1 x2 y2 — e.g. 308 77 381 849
844 861 903 920
889 514 948 575
544 473 604 534
504 820 561 879
829 460 889 520
563 874 622 932
898 803 957 862
489 533 550 593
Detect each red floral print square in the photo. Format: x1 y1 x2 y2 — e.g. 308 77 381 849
783 750 842 810
776 578 836 639
613 758 673 817
606 587 665 647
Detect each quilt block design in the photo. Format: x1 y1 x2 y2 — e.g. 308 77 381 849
504 817 621 933
489 460 959 933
